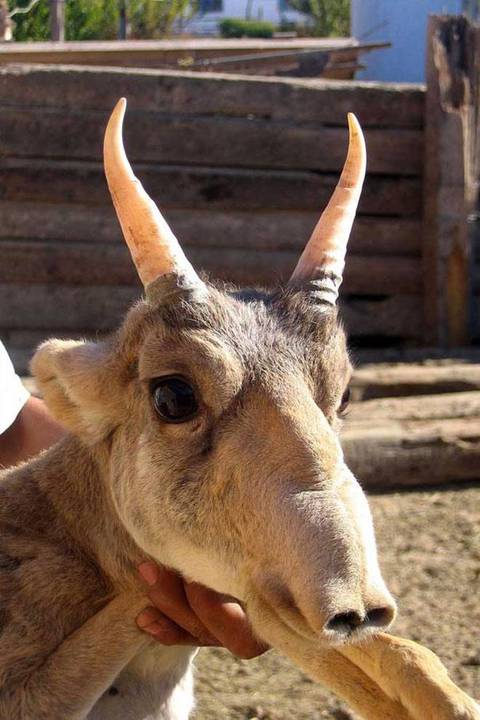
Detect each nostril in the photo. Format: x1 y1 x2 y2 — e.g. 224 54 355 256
326 610 364 633
365 605 395 628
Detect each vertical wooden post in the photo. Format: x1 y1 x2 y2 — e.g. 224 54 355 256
49 0 65 42
423 15 479 346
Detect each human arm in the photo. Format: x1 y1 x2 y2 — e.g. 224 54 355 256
0 341 65 468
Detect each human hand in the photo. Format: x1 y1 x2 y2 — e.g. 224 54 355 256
136 562 268 659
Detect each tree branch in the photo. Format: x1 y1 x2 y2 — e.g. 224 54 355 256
9 0 41 19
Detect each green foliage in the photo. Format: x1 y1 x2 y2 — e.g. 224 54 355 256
9 0 195 41
219 18 274 39
66 0 118 41
286 0 350 37
9 0 50 41
129 0 195 38
127 0 198 38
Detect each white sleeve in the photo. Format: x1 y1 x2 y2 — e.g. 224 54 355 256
0 341 30 434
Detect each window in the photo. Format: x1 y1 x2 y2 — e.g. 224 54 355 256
199 0 223 12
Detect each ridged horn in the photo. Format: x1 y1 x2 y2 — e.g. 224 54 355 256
289 113 366 303
104 98 202 291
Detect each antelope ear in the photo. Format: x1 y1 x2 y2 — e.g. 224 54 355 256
104 99 205 302
289 114 366 305
31 339 126 442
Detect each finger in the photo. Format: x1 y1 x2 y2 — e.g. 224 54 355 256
185 582 269 659
138 563 218 645
136 606 213 647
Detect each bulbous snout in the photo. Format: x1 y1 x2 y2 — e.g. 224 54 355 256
248 468 397 645
324 595 397 639
253 569 396 644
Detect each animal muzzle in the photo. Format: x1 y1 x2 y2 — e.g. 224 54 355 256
245 476 397 644
250 565 396 645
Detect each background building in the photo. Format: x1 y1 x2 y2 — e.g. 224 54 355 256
351 0 466 82
188 0 309 35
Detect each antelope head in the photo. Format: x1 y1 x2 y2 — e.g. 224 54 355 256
34 99 396 648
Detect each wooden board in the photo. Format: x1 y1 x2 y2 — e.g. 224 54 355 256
347 390 480 423
0 64 425 129
0 203 422 256
0 239 422 293
346 390 480 490
351 363 480 400
423 16 475 345
0 107 423 177
0 159 423 216
0 64 427 350
343 416 480 489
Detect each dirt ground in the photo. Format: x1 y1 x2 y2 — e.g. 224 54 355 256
192 484 480 719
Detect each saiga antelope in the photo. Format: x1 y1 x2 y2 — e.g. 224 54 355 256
0 99 477 720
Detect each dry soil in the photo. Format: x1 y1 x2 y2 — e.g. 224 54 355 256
193 484 480 720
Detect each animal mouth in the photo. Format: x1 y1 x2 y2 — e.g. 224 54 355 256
247 581 390 650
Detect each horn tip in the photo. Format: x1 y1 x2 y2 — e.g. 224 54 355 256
347 112 361 136
110 98 127 127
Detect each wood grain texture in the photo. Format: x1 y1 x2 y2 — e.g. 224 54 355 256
0 63 427 348
0 239 422 293
423 16 476 346
343 415 480 489
0 159 422 216
0 64 425 128
352 363 480 400
0 203 422 255
0 107 423 175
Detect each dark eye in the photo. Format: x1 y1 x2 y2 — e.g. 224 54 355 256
338 387 351 415
151 377 199 423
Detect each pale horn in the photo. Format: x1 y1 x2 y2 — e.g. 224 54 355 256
290 113 366 304
104 98 203 294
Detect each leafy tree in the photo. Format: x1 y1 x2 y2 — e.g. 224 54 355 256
8 0 196 41
129 0 196 38
8 0 49 41
66 0 118 41
287 0 350 37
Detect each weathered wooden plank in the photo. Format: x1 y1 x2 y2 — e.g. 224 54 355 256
423 16 475 345
347 390 480 423
343 416 480 489
351 362 480 400
0 239 422 293
0 159 422 216
0 285 139 332
342 295 422 339
0 285 421 338
0 64 425 129
0 202 422 256
173 214 422 256
0 107 423 176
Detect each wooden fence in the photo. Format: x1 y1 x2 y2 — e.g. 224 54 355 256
6 14 480 370
0 63 427 372
0 38 388 79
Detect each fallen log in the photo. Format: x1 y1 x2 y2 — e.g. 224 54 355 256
343 415 480 489
347 390 480 423
351 363 480 400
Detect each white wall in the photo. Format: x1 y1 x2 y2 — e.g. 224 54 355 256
351 0 463 82
222 0 304 22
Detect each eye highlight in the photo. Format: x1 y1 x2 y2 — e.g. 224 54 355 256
151 376 199 423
